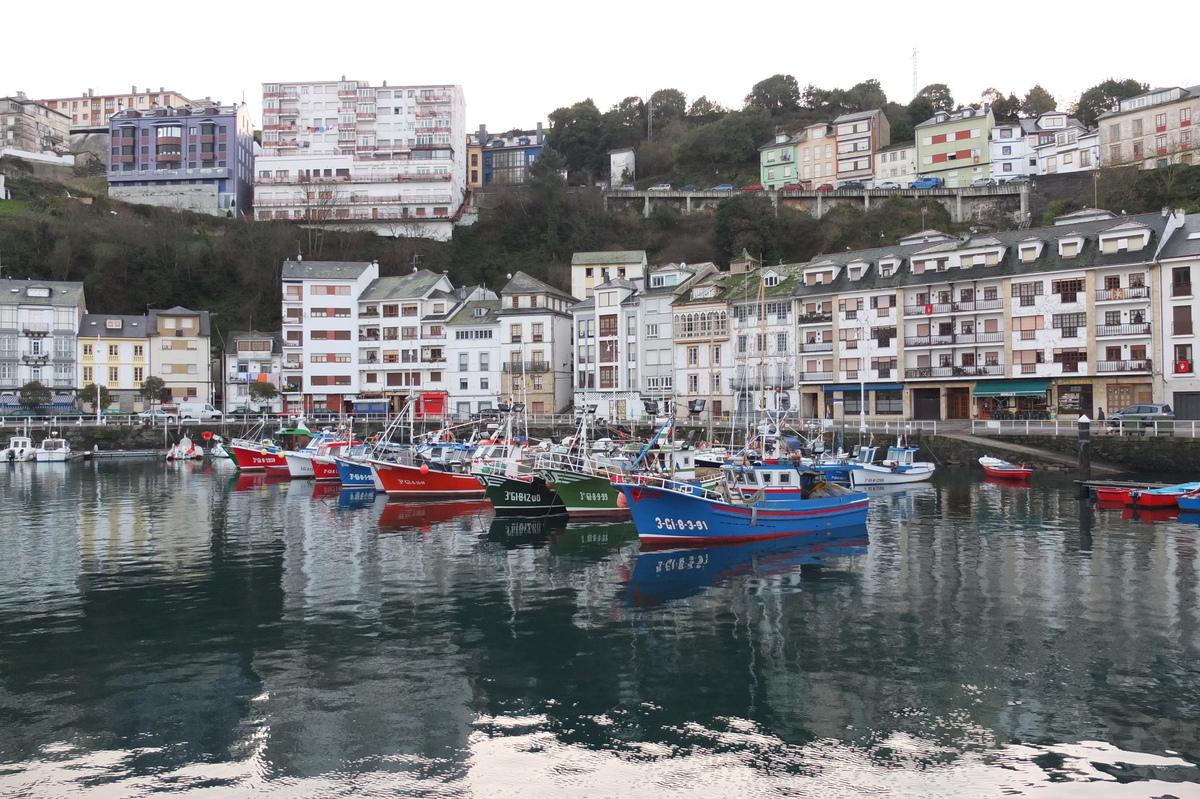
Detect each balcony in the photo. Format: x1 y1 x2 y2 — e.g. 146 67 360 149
800 371 833 382
21 354 49 365
1096 286 1150 301
798 312 832 324
502 360 551 373
905 364 1005 379
283 313 304 325
415 93 452 103
1097 359 1152 373
801 341 833 353
1096 323 1151 337
731 375 796 391
22 323 49 337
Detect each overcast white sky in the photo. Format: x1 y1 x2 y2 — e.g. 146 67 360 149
8 2 1194 133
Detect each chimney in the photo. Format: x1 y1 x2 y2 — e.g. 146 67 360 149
88 88 94 97
132 85 137 94
159 86 164 92
536 121 543 144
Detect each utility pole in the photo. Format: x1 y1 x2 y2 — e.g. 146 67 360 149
912 49 919 99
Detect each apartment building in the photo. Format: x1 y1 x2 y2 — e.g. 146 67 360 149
0 93 69 153
797 122 837 186
572 278 640 420
1154 211 1200 417
107 103 255 216
281 260 380 414
873 143 918 187
149 307 213 406
669 271 731 419
224 331 283 413
915 106 995 186
758 132 800 190
0 279 86 405
497 272 574 415
570 250 647 300
834 110 890 185
470 123 544 186
1099 85 1199 168
446 299 501 417
256 79 466 240
720 264 803 420
78 314 150 412
39 87 197 132
639 262 717 410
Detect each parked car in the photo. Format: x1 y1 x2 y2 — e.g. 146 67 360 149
740 184 764 191
815 183 835 191
912 176 944 188
779 182 807 191
138 408 178 423
678 184 701 191
228 404 266 417
971 177 996 187
876 181 901 190
1003 175 1030 184
617 184 636 191
648 183 673 191
710 184 734 191
1107 403 1174 434
838 181 865 190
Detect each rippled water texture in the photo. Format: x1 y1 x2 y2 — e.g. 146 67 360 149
0 460 1198 797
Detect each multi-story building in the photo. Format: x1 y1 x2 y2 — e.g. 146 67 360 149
638 262 718 411
470 123 544 186
915 106 995 186
497 272 574 415
467 136 483 189
1099 85 1199 168
797 122 838 186
1154 210 1200 416
223 331 283 413
281 260 380 414
78 314 151 412
669 270 731 420
572 278 639 420
989 121 1033 181
0 279 85 405
446 298 501 417
722 265 803 420
255 79 466 240
873 142 918 187
758 132 800 190
0 93 69 153
834 110 890 185
570 250 647 300
107 103 255 216
39 87 198 132
149 307 213 406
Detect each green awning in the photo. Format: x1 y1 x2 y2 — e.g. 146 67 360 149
972 379 1051 398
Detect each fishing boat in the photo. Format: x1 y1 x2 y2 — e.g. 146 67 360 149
275 427 348 479
34 433 72 463
613 463 869 545
205 432 231 459
978 455 1032 480
473 402 566 515
368 416 486 499
227 422 290 471
166 436 203 461
844 442 936 487
1178 490 1200 512
1 434 36 462
1127 481 1200 509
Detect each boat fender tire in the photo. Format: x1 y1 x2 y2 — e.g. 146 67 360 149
697 441 709 450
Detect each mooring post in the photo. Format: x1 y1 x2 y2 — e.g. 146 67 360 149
1078 414 1092 498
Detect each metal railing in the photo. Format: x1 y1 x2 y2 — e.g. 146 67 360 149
971 418 1199 437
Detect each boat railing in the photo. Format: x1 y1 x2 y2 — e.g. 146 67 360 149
613 472 726 502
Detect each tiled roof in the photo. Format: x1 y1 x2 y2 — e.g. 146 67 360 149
149 307 211 336
359 270 447 301
0 278 85 307
501 271 575 302
225 330 283 355
80 314 148 336
281 260 375 280
446 299 501 325
570 250 647 266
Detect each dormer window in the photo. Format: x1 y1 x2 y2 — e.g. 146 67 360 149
1059 239 1081 258
1100 234 1148 254
1019 244 1041 263
763 274 780 287
474 307 486 318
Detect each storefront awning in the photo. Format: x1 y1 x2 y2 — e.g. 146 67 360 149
972 379 1051 397
821 384 903 392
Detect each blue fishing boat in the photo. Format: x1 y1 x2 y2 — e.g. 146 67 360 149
613 464 869 545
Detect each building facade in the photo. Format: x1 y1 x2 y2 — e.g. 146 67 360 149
446 299 501 417
572 279 639 420
471 124 544 186
78 314 151 412
759 132 800 189
834 110 890 185
570 250 647 300
107 103 255 216
256 79 466 240
1 93 70 153
798 122 838 186
1099 85 1199 169
0 279 86 406
223 331 283 413
39 87 197 132
873 143 918 186
497 272 574 415
149 307 213 407
916 106 995 186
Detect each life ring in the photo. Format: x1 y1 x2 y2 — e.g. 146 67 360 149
443 431 456 443
202 431 213 440
370 434 380 443
697 441 709 450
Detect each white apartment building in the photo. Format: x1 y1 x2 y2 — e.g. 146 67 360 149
281 260 380 414
223 331 283 413
149 307 214 406
497 272 574 416
990 122 1033 180
873 142 917 186
1099 85 1200 169
1155 211 1200 416
78 314 151 412
638 262 717 410
572 279 639 421
0 279 86 407
446 299 501 418
670 272 731 420
723 265 801 421
256 79 466 241
570 250 647 300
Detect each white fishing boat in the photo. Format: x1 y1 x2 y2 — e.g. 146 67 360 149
166 436 203 461
1 434 36 463
34 433 72 463
846 442 936 487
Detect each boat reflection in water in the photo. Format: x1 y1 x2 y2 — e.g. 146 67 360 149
627 524 869 608
338 487 378 509
233 472 268 492
1122 505 1181 524
377 499 492 534
548 522 638 557
486 514 568 548
311 481 343 500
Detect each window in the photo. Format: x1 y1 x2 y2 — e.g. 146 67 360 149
687 346 698 366
1052 278 1083 303
1132 119 1143 136
687 374 699 393
509 323 522 343
83 344 93 357
108 344 119 356
108 367 119 383
1052 312 1086 337
134 367 143 382
1012 281 1043 306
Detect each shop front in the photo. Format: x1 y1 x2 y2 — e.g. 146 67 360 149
1055 382 1094 419
972 379 1051 420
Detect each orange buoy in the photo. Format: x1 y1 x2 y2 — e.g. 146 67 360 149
419 464 430 474
616 492 628 509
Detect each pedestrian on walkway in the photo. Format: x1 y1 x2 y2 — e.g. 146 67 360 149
1097 407 1105 420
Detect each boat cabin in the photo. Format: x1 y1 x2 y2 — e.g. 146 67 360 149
40 438 68 453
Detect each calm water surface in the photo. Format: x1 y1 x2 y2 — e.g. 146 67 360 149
0 460 1198 797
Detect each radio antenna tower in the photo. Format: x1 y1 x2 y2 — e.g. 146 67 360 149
912 49 919 99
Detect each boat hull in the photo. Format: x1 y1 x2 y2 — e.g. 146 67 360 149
848 463 935 486
334 456 382 491
537 468 629 519
371 459 486 499
1178 493 1200 512
616 481 869 545
311 456 342 481
230 443 287 472
284 452 316 479
479 472 565 515
981 464 1032 480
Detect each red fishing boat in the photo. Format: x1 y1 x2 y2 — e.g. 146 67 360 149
370 458 486 499
978 456 1032 480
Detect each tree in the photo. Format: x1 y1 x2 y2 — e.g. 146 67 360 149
744 74 801 116
546 99 607 184
78 383 113 411
18 381 50 409
687 96 727 120
992 93 1021 123
649 89 687 126
247 381 280 409
676 109 773 180
1021 85 1057 117
915 83 954 113
840 79 888 113
906 96 936 128
139 375 166 408
1072 78 1149 127
602 96 645 150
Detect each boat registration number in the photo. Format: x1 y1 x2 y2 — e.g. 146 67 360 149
581 491 611 502
656 553 710 573
654 517 710 531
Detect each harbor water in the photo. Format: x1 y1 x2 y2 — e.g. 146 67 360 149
0 460 1198 797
